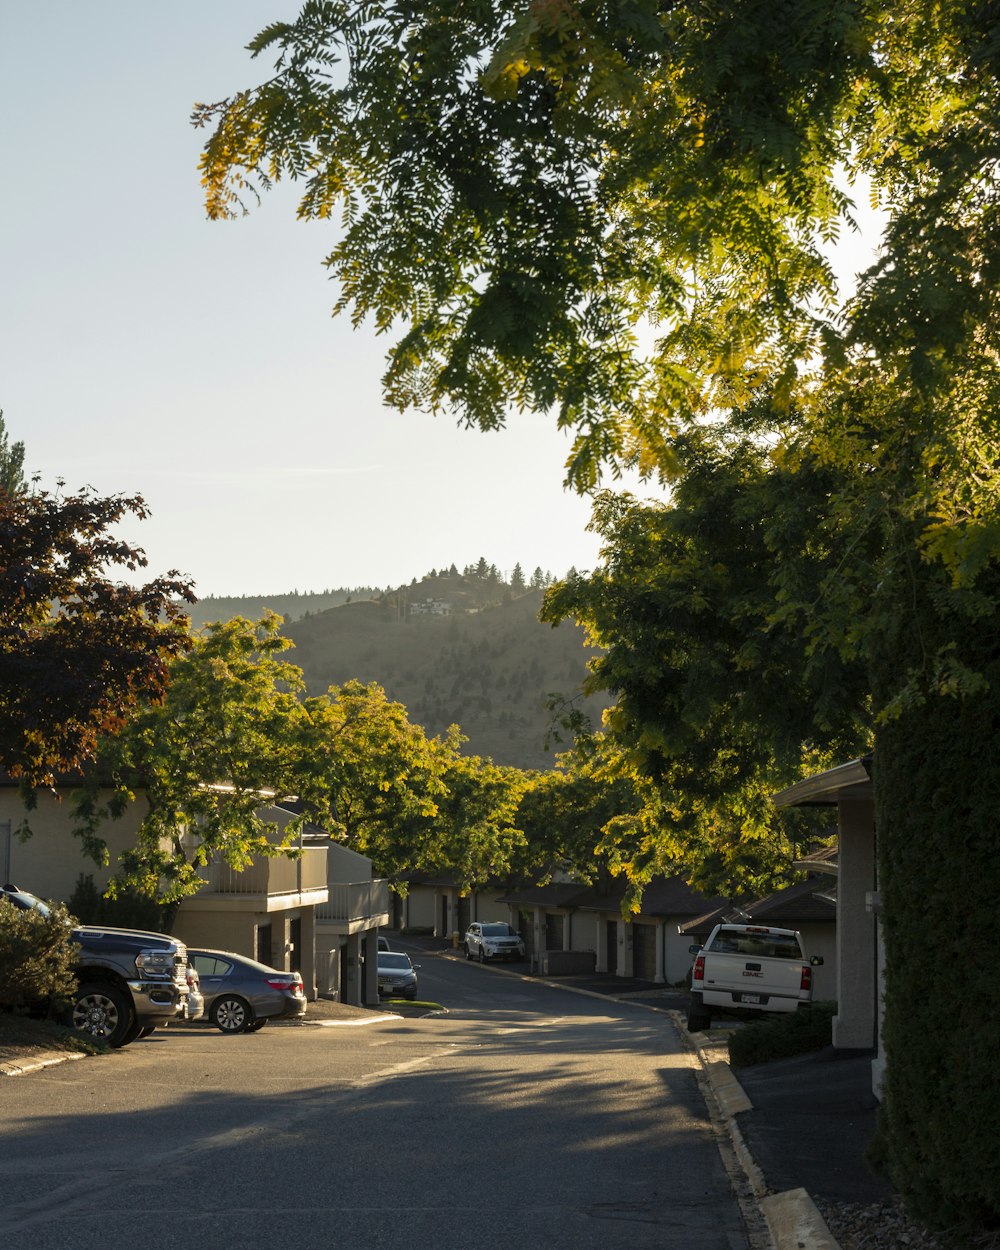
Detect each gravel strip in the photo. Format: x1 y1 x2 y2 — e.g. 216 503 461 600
815 1197 970 1250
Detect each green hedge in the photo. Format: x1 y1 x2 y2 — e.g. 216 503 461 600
876 669 1000 1240
727 1002 836 1068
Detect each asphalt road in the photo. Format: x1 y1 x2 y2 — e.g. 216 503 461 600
2 948 754 1250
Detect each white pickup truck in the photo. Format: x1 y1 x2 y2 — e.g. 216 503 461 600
686 922 824 1032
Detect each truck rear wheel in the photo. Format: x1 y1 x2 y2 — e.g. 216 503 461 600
686 996 711 1033
70 982 136 1048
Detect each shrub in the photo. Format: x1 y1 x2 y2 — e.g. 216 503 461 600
0 897 79 1012
67 873 172 932
727 1001 837 1068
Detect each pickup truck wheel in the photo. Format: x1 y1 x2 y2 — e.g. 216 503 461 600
70 983 136 1048
119 1016 146 1047
211 995 253 1034
686 997 711 1033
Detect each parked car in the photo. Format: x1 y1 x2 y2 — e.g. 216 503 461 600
464 922 525 963
187 949 306 1034
686 923 824 1032
377 935 390 952
1 883 192 1047
376 951 420 1000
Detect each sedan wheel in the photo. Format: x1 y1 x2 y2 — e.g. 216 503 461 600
211 995 253 1034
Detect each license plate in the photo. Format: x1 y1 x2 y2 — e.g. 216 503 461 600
742 994 761 1005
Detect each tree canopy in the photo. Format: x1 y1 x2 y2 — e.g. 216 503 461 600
197 4 1000 1229
72 617 529 902
0 484 194 787
0 412 26 497
194 2 993 523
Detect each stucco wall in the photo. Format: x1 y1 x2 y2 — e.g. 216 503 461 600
169 909 259 957
799 921 838 1002
665 925 697 984
402 886 437 929
0 787 148 902
834 798 877 1050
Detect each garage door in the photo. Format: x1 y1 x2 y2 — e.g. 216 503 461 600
632 922 657 981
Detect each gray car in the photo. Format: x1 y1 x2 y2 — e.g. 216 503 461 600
187 949 307 1034
376 951 420 1000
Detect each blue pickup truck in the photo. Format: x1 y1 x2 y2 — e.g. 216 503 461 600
2 883 192 1047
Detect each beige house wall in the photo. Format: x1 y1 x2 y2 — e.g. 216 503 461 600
800 921 838 1002
1 787 326 998
833 799 878 1050
0 786 148 902
664 924 697 984
402 886 438 931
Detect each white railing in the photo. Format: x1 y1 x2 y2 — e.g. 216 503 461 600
206 846 328 896
315 879 390 923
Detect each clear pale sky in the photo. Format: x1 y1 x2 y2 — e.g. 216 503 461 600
0 4 879 599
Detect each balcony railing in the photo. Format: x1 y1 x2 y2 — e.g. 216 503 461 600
205 846 328 897
315 879 390 924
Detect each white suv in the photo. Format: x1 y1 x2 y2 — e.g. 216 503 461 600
464 922 525 963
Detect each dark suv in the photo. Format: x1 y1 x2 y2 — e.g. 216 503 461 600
1 884 191 1047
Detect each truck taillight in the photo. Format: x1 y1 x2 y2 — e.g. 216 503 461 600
693 955 705 982
800 965 812 991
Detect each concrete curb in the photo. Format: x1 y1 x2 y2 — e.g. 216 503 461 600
675 1013 842 1250
315 1013 402 1027
760 1189 842 1250
0 1049 85 1077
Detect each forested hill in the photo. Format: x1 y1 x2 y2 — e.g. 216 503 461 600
283 585 610 770
185 587 376 629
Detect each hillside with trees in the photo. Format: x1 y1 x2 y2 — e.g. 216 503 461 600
186 586 376 629
284 572 610 771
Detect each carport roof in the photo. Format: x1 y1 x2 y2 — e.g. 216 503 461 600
499 883 592 908
678 875 837 935
501 875 726 919
772 756 873 808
